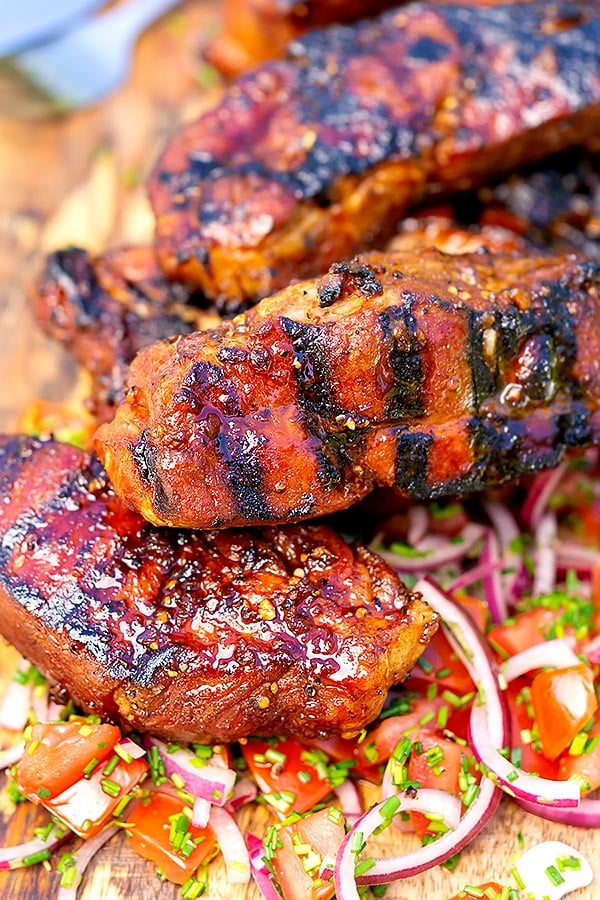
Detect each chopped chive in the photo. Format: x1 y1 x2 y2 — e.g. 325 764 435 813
265 748 287 766
545 864 565 886
379 796 401 819
83 757 99 779
417 656 433 674
103 755 120 777
37 787 51 799
22 849 51 867
463 886 485 898
100 778 121 798
114 744 134 764
355 857 376 875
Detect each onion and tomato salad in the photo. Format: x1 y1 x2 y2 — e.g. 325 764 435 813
0 451 599 899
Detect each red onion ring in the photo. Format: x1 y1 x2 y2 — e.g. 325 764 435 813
335 778 500 894
377 523 485 574
521 462 568 530
56 826 118 898
0 741 24 770
0 822 72 870
192 797 211 828
469 703 580 808
226 776 258 813
209 806 250 884
247 832 281 900
146 737 236 806
516 796 600 827
555 541 599 574
445 559 504 597
483 500 525 602
532 512 557 597
499 639 580 686
333 780 362 824
582 633 600 665
480 528 507 624
0 661 32 732
407 505 428 547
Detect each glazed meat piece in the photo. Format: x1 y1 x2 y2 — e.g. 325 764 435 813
0 435 436 742
32 247 220 423
151 0 600 309
96 248 600 530
207 0 396 76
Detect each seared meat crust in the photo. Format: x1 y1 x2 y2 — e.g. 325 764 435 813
96 248 600 530
32 247 219 423
152 0 600 310
0 436 436 742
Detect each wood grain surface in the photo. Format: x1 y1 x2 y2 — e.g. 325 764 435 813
0 2 597 897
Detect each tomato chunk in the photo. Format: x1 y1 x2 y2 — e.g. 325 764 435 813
406 731 464 840
242 739 332 815
356 698 452 771
18 720 121 800
410 630 474 696
505 681 560 781
531 664 598 760
45 755 148 837
488 608 557 657
271 807 344 900
127 791 217 884
558 720 600 793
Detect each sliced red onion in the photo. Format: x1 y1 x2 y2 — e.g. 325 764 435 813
118 737 146 760
555 541 599 574
521 462 568 531
445 559 503 596
480 528 507 624
47 701 67 721
414 578 506 745
499 639 580 686
532 512 557 598
469 703 580 808
380 760 462 832
0 822 72 870
517 796 600 827
146 737 236 806
56 826 118 898
483 500 525 602
407 505 429 547
377 523 485 574
247 832 281 900
226 775 258 813
192 796 211 828
335 777 500 893
333 780 362 823
0 661 32 731
0 741 24 770
210 806 250 884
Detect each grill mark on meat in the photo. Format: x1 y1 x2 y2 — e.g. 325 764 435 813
378 302 425 420
151 0 600 309
0 436 436 742
96 248 600 530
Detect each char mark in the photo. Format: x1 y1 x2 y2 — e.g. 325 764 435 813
280 317 344 421
215 422 273 522
379 304 425 420
394 431 433 494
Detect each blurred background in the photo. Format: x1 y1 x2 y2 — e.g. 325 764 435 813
0 0 223 430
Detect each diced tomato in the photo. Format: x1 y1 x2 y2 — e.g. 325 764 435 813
242 739 332 814
558 720 600 793
17 720 121 800
406 730 464 840
409 630 475 696
271 807 344 900
487 608 557 657
531 664 598 760
45 755 148 837
447 883 506 900
505 681 560 781
453 594 490 634
355 699 452 772
126 791 217 885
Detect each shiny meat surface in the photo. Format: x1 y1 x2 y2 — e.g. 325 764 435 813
32 247 219 423
96 248 600 530
151 0 600 310
0 436 436 742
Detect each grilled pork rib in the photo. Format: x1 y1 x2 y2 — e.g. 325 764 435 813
32 247 219 423
96 248 600 530
151 0 600 309
0 436 436 742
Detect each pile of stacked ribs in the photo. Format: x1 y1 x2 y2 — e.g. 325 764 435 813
2 0 600 744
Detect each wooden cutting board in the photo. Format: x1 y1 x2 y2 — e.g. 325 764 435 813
0 2 597 897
